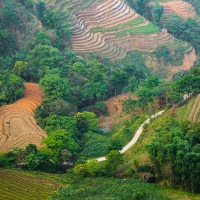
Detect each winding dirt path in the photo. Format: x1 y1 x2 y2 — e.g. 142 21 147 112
96 110 165 162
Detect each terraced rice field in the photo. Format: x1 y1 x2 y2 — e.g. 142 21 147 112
0 170 62 200
176 94 200 122
0 83 46 152
45 0 193 62
70 0 189 61
157 0 200 22
189 94 200 122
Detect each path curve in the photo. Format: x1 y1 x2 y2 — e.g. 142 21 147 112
96 110 165 162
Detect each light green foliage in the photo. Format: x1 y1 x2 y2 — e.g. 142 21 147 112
92 17 145 33
39 73 70 100
33 32 51 46
43 129 79 155
44 114 77 134
82 111 98 130
116 23 160 37
106 150 123 175
13 61 28 77
73 163 89 177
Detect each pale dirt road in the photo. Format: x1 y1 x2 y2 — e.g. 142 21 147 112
96 110 165 162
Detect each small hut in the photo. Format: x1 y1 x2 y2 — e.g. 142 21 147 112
161 28 167 34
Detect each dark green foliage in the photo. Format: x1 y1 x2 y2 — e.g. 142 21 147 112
153 45 186 66
0 30 17 55
152 3 163 25
114 51 150 94
147 117 200 192
0 71 25 106
26 45 62 81
35 0 46 19
0 153 15 167
125 0 152 20
162 15 200 53
94 101 108 115
52 177 172 200
0 0 20 29
153 46 172 65
19 0 34 9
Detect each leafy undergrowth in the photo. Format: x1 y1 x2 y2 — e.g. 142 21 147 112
81 114 146 160
123 110 173 167
0 169 63 200
51 177 200 200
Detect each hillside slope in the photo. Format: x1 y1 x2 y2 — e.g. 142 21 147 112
0 83 46 152
156 0 200 23
46 0 194 66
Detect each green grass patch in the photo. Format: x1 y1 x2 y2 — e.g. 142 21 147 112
91 16 146 33
115 23 160 37
176 97 196 121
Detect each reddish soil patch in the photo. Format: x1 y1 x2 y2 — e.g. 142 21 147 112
98 93 138 128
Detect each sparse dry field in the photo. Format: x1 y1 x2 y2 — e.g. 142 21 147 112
0 83 46 152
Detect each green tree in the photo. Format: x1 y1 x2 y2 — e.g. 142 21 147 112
1 0 20 31
0 71 25 105
43 129 79 156
152 3 163 25
26 45 62 81
106 150 123 176
39 73 70 100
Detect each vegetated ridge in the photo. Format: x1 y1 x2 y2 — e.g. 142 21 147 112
0 83 46 152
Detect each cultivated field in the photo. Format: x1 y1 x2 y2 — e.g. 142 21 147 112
45 0 193 62
157 0 200 22
176 94 200 122
0 83 46 152
0 170 62 200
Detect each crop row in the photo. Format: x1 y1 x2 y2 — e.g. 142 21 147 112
189 94 200 121
0 170 60 200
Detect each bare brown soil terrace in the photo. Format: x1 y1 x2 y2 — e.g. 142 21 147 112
0 83 46 152
159 0 200 21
